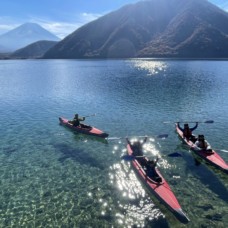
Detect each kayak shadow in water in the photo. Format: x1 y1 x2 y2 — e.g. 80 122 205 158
53 143 105 170
176 145 228 203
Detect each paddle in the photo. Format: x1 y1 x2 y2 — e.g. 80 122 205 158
184 120 214 124
121 152 182 161
108 134 168 141
163 120 214 124
84 113 97 118
220 149 228 153
215 149 228 153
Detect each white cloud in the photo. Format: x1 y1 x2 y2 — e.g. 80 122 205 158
219 1 228 11
224 4 228 11
35 21 80 39
0 24 15 35
0 12 103 38
0 17 20 35
29 12 103 39
80 12 102 23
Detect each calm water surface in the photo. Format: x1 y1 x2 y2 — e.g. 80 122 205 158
0 59 228 227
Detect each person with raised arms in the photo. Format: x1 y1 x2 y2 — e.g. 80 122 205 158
126 137 148 156
177 122 198 141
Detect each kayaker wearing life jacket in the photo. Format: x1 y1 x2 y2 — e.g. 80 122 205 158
126 137 148 156
146 157 162 183
177 122 198 141
194 135 212 153
69 114 85 127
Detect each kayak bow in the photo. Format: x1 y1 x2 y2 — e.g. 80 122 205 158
126 140 189 224
176 123 228 174
59 117 109 138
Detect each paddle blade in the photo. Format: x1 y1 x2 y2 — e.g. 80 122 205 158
174 120 214 124
204 120 214 123
220 149 228 153
84 113 97 118
167 152 182 157
121 155 135 161
107 137 122 140
157 134 168 139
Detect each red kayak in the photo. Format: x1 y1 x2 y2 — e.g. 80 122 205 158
126 140 189 224
59 117 109 138
176 123 228 174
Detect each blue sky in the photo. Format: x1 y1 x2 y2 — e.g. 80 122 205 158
0 0 227 39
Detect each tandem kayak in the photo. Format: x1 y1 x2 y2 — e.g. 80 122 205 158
126 140 190 224
59 117 109 138
176 123 228 174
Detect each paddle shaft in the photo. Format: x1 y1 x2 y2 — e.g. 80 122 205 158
83 113 97 118
121 152 182 161
164 120 214 124
181 120 214 123
108 134 168 140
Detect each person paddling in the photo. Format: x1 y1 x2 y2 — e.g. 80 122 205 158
177 122 198 141
194 135 212 153
69 114 85 127
146 157 162 183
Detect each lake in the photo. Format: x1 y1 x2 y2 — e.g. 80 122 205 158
0 59 227 227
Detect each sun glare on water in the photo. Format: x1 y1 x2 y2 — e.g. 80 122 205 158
132 59 167 76
108 141 166 227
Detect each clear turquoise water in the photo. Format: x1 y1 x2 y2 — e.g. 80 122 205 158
0 59 227 227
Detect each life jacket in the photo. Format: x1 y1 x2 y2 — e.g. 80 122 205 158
183 128 192 138
132 143 143 156
199 140 207 149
